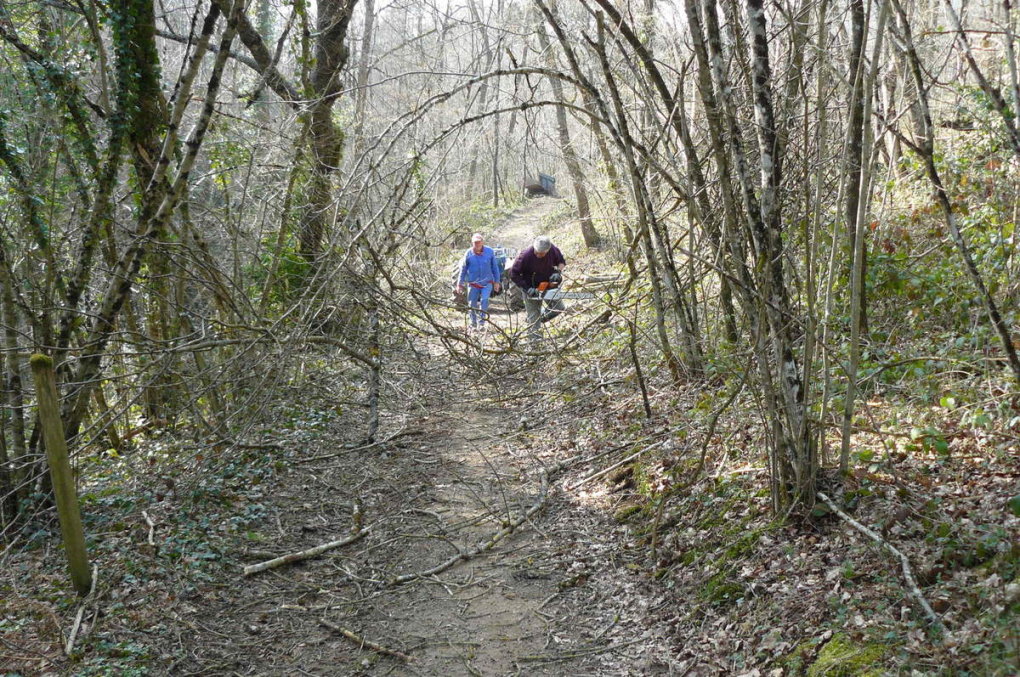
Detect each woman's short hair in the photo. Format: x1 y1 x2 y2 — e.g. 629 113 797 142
533 236 552 253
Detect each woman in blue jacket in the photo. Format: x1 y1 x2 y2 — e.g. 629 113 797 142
455 233 502 331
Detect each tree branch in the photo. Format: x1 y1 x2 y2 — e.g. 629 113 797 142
817 491 941 630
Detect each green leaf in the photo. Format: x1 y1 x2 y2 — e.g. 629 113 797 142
1008 495 1020 518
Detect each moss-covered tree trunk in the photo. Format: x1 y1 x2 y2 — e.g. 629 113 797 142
63 0 240 439
298 0 358 263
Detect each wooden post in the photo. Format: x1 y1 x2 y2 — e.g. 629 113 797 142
30 354 92 596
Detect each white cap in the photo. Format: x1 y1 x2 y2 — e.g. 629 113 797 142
471 232 484 242
533 235 552 253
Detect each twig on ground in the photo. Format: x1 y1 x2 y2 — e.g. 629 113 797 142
296 428 422 463
141 511 156 548
538 592 559 611
555 431 669 480
65 564 99 656
222 439 285 450
319 619 413 662
817 491 942 630
243 527 370 576
567 441 666 491
387 471 551 586
518 636 645 664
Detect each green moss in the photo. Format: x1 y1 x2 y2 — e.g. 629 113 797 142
699 571 745 606
30 353 54 369
782 637 821 674
675 549 697 566
723 529 762 561
614 504 643 522
805 633 887 677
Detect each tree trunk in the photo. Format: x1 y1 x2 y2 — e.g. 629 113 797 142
0 247 26 517
843 0 869 336
64 0 243 440
590 15 683 382
31 355 92 596
534 15 600 248
350 0 376 165
841 0 890 473
298 0 358 262
539 1 634 268
746 0 814 507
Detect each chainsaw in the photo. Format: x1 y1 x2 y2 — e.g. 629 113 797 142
531 272 595 300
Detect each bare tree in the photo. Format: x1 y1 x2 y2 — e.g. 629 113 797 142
534 6 601 248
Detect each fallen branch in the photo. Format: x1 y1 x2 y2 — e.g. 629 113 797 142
65 564 99 656
567 441 666 491
554 431 669 480
817 491 941 629
319 619 413 662
141 510 156 548
518 636 645 664
296 428 423 464
243 527 369 576
387 471 551 586
223 438 285 450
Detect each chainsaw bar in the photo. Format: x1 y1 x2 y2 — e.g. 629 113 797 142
539 289 596 300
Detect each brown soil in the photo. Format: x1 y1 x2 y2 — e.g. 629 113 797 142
165 364 674 675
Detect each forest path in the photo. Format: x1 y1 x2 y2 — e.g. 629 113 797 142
179 377 665 672
194 370 671 675
176 197 674 675
492 196 565 250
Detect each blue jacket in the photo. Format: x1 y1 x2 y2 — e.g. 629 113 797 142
459 246 500 286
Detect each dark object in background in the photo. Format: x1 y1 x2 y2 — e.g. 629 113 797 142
524 183 549 198
524 172 557 198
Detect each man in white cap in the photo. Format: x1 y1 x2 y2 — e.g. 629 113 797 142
509 235 566 342
455 232 501 331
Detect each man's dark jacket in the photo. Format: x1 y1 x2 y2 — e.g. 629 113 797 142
510 245 565 291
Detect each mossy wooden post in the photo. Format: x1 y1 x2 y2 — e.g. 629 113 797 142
30 354 92 596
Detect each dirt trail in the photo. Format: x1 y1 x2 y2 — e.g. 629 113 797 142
339 406 592 675
182 382 671 675
494 197 565 250
154 198 675 675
